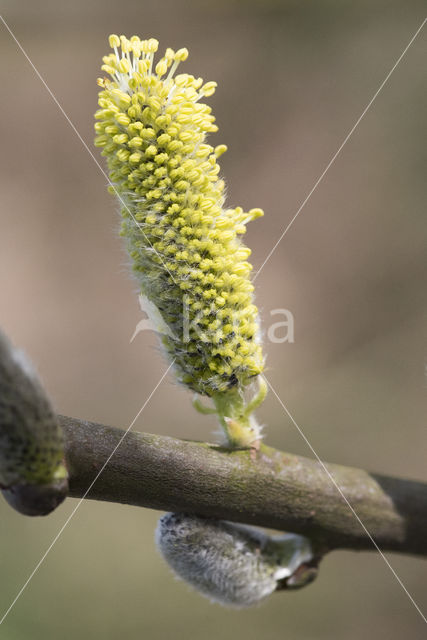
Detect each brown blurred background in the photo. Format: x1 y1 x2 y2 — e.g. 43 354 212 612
0 1 426 638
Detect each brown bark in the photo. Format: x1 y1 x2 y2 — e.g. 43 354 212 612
59 415 427 557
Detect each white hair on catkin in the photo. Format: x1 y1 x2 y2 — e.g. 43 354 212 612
155 512 314 608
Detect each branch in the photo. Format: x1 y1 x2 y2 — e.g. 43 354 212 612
59 415 427 557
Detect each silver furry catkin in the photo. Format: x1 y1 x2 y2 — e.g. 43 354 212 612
0 330 68 515
156 513 315 607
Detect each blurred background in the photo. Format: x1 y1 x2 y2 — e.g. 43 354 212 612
0 1 426 638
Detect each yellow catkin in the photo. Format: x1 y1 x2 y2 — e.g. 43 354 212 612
95 35 266 445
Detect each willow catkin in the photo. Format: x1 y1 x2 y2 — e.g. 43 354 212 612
0 330 68 515
156 513 315 608
95 35 266 446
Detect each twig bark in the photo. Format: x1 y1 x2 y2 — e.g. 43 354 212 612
59 415 427 557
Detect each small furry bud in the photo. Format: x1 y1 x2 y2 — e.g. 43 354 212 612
156 513 314 607
0 330 68 515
